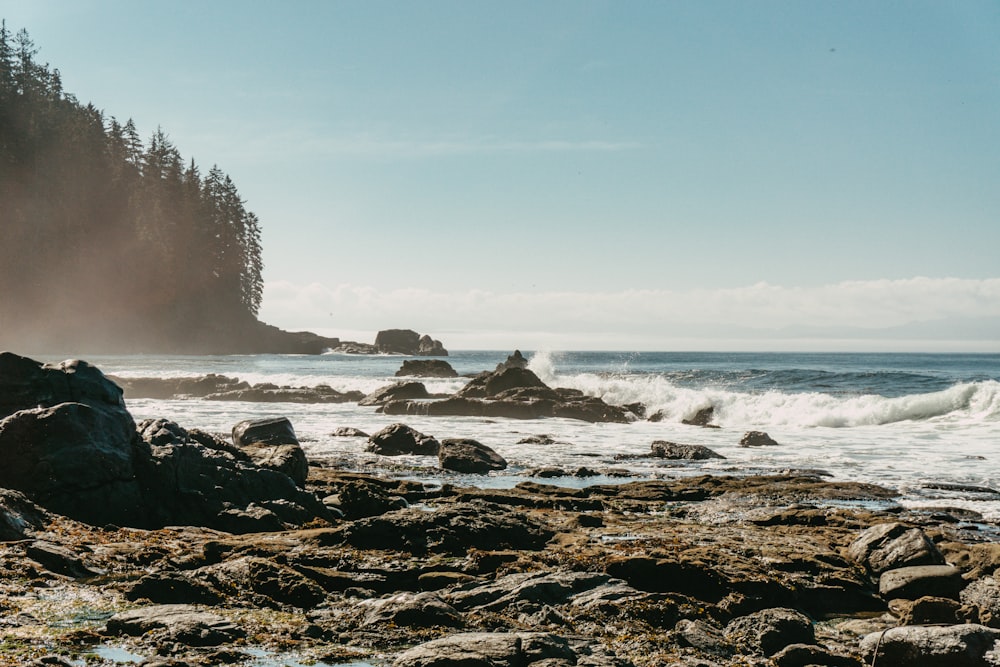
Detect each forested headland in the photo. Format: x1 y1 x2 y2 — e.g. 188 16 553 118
0 23 331 353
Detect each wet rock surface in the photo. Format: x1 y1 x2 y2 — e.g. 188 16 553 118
3 462 998 666
4 353 1000 666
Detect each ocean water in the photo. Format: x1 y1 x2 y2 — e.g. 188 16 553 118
58 350 1000 520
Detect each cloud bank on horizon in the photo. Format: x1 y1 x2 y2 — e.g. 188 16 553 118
259 277 1000 352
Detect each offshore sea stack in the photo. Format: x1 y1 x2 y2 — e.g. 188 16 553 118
380 357 631 423
375 329 449 356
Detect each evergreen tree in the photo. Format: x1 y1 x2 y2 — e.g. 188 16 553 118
0 25 268 352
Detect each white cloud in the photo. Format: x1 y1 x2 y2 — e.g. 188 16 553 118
258 277 1000 351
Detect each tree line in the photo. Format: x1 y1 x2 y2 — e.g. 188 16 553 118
0 23 264 352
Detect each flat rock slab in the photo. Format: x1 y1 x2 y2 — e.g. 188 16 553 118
879 565 965 600
106 604 244 646
393 632 576 667
860 623 1000 667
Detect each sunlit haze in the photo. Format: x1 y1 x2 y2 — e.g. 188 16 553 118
8 1 999 351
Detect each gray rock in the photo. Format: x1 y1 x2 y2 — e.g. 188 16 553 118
674 619 731 655
241 442 309 487
890 596 962 625
360 381 432 406
860 623 1000 667
961 576 1000 627
879 565 965 601
723 607 815 657
375 329 448 356
450 570 613 612
496 350 529 372
0 401 144 526
393 632 576 667
0 489 47 541
26 541 103 578
232 417 299 448
125 572 223 605
438 438 508 474
739 431 779 447
332 427 369 437
198 556 327 609
231 417 308 485
682 406 715 427
106 604 244 646
846 522 944 574
458 367 551 399
367 423 440 456
396 360 458 378
770 643 861 667
215 504 286 534
357 591 462 628
650 441 725 460
336 501 554 555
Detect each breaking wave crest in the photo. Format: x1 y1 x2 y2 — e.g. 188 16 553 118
527 350 1000 428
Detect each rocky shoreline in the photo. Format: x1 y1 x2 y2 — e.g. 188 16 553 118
4 353 1000 666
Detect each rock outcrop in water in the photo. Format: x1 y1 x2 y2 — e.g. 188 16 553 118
379 362 632 423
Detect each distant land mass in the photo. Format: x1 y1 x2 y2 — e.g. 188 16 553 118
0 24 358 355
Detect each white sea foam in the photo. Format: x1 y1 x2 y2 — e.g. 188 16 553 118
529 350 1000 428
99 350 1000 520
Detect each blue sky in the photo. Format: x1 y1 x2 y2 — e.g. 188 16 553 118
5 1 999 349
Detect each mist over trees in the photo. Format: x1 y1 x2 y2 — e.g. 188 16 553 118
0 24 266 352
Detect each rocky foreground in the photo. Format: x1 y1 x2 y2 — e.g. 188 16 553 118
4 353 1000 666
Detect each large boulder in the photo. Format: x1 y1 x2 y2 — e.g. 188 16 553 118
846 523 945 575
232 417 309 486
367 423 440 456
0 353 144 526
457 367 549 399
740 431 779 447
878 565 965 601
0 354 334 532
860 624 1000 667
438 438 507 474
723 607 816 657
134 418 332 532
